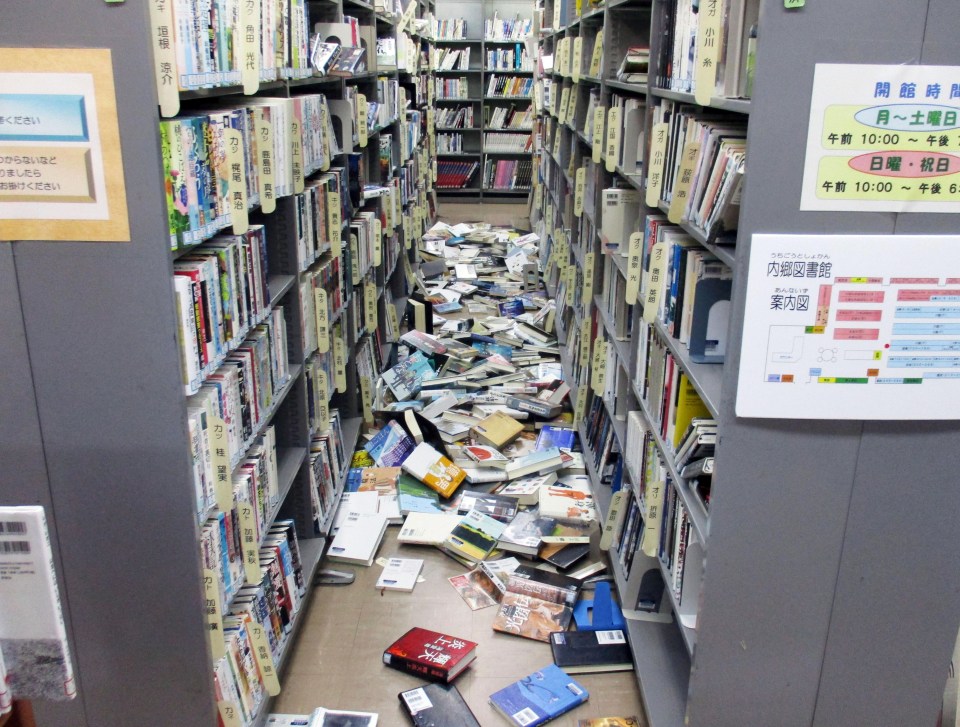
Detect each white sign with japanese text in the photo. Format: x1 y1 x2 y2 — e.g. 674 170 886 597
737 233 960 419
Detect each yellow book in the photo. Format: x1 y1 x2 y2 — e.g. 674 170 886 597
401 442 467 498
471 411 525 449
671 374 711 450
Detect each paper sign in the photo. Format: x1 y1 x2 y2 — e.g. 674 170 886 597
209 415 233 512
596 341 610 393
217 702 243 727
646 122 669 207
350 234 361 284
387 302 399 342
365 281 378 331
589 31 604 78
203 569 225 660
591 341 603 392
572 37 583 83
224 129 248 235
574 166 586 217
247 621 281 695
149 0 179 117
559 88 571 125
574 384 588 424
240 0 261 94
255 109 276 213
360 375 374 425
580 317 592 368
643 242 667 323
315 287 330 353
328 191 342 258
357 93 368 148
333 335 347 392
668 142 701 223
592 106 605 163
373 218 382 266
626 232 643 302
694 0 722 106
290 115 304 193
641 482 665 555
605 106 621 172
316 370 330 432
583 251 596 303
599 490 626 551
319 102 331 172
238 502 261 584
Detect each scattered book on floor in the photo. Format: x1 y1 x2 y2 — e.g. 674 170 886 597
496 472 557 505
315 708 379 726
538 475 598 525
443 508 508 564
549 629 634 674
489 664 589 726
496 508 557 557
398 682 482 726
448 570 501 610
327 510 388 566
397 475 444 515
401 441 467 498
397 512 462 546
455 489 519 523
383 627 478 682
365 420 416 466
577 719 642 727
376 557 425 592
470 410 525 449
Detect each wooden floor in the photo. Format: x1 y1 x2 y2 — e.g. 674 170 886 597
270 199 648 725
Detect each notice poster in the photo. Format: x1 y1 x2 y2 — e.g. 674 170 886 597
0 48 129 241
737 233 960 420
801 63 960 213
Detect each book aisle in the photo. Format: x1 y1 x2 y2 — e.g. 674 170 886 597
3 1 960 727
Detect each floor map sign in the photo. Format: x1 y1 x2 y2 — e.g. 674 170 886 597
737 233 960 419
801 63 960 213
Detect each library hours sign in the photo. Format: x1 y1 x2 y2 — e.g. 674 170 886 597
801 63 960 213
0 48 129 241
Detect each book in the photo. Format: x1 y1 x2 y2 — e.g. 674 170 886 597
327 511 388 566
505 395 562 419
383 627 478 682
471 410 525 449
365 420 416 467
535 426 577 452
398 682 482 726
401 442 467 498
539 541 590 570
497 472 556 505
382 351 436 401
505 447 565 480
398 512 462 546
314 709 379 726
462 444 510 468
491 591 574 642
549 630 633 674
397 475 444 515
443 508 508 563
539 476 597 525
448 570 501 610
0 506 76 701
489 665 589 726
577 719 642 727
376 557 425 592
329 46 367 76
497 509 557 557
455 490 519 523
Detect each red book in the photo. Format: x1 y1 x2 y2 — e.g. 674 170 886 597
383 627 478 682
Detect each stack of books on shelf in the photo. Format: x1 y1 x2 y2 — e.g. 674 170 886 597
433 18 468 40
436 47 472 70
484 13 533 40
436 106 476 129
486 74 534 98
616 47 650 84
485 46 533 71
486 105 534 130
436 161 481 189
438 132 467 153
436 76 471 99
484 159 532 190
484 132 533 153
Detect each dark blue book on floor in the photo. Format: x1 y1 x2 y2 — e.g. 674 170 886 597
535 425 577 452
489 664 589 726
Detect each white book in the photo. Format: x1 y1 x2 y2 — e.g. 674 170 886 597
454 263 478 280
378 494 403 524
375 557 425 592
539 475 598 525
331 491 380 535
0 506 76 701
327 511 389 566
0 647 9 715
462 467 509 484
397 512 462 546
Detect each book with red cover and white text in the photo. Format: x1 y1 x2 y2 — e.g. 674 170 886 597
382 627 478 682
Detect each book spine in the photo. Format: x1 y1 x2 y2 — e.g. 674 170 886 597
383 652 451 682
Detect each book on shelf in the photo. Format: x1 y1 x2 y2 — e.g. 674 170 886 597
383 627 478 682
399 682 482 726
329 46 367 77
617 46 650 83
488 665 589 726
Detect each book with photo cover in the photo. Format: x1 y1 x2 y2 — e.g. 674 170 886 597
448 570 500 610
491 578 575 643
455 489 519 523
443 508 507 563
577 718 642 727
383 627 477 682
398 682 481 726
496 509 557 557
489 664 589 726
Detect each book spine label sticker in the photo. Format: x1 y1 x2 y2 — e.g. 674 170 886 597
694 0 721 105
592 106 606 163
317 370 330 431
605 106 621 173
596 629 627 644
217 701 243 727
626 231 643 302
240 0 262 95
643 241 668 323
149 0 179 117
328 191 342 258
365 281 378 331
255 109 276 214
290 114 304 193
571 37 583 82
334 336 347 392
210 415 233 512
646 122 669 207
247 621 281 695
238 502 261 584
357 93 369 148
315 287 330 353
668 142 701 224
373 217 382 266
401 687 433 713
203 569 226 660
224 129 249 235
574 166 586 218
589 31 603 77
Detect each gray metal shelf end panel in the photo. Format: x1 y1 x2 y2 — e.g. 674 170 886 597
650 86 752 115
627 616 691 727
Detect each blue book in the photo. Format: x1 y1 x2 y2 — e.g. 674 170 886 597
345 467 365 492
498 299 525 317
535 425 577 452
364 420 415 467
489 664 589 726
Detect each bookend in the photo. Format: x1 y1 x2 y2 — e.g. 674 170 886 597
314 567 356 586
572 581 627 631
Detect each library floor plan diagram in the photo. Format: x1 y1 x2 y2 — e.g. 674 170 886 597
737 233 960 419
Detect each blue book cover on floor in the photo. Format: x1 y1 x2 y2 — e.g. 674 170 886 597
535 425 577 452
489 664 588 726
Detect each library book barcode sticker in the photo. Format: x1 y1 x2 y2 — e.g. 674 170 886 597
401 688 433 713
513 708 539 726
596 629 626 645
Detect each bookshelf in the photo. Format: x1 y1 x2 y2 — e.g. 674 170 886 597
434 0 535 198
535 1 960 726
0 1 436 726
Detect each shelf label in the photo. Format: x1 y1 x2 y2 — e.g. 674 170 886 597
350 234 361 285
316 370 330 432
328 191 342 258
597 341 611 393
559 88 571 125
238 502 261 584
552 84 561 118
589 31 604 78
646 122 669 207
591 341 603 392
572 37 583 83
365 281 378 331
246 620 281 696
373 217 382 266
579 317 592 369
290 115 304 193
533 183 543 212
149 0 179 118
574 166 586 218
224 129 249 235
694 0 722 106
217 701 243 727
552 128 562 158
319 102 332 172
315 287 330 353
592 106 606 163
360 374 374 425
392 185 402 228
255 109 276 214
240 0 261 95
403 255 416 288
333 336 347 392
574 383 588 424
626 231 643 302
203 568 225 660
641 480 666 556
387 301 399 343
357 93 368 148
403 213 412 250
432 159 438 185
599 489 627 551
643 241 668 323
209 415 233 513
668 141 701 223
605 106 621 173
384 189 395 230
583 251 596 303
